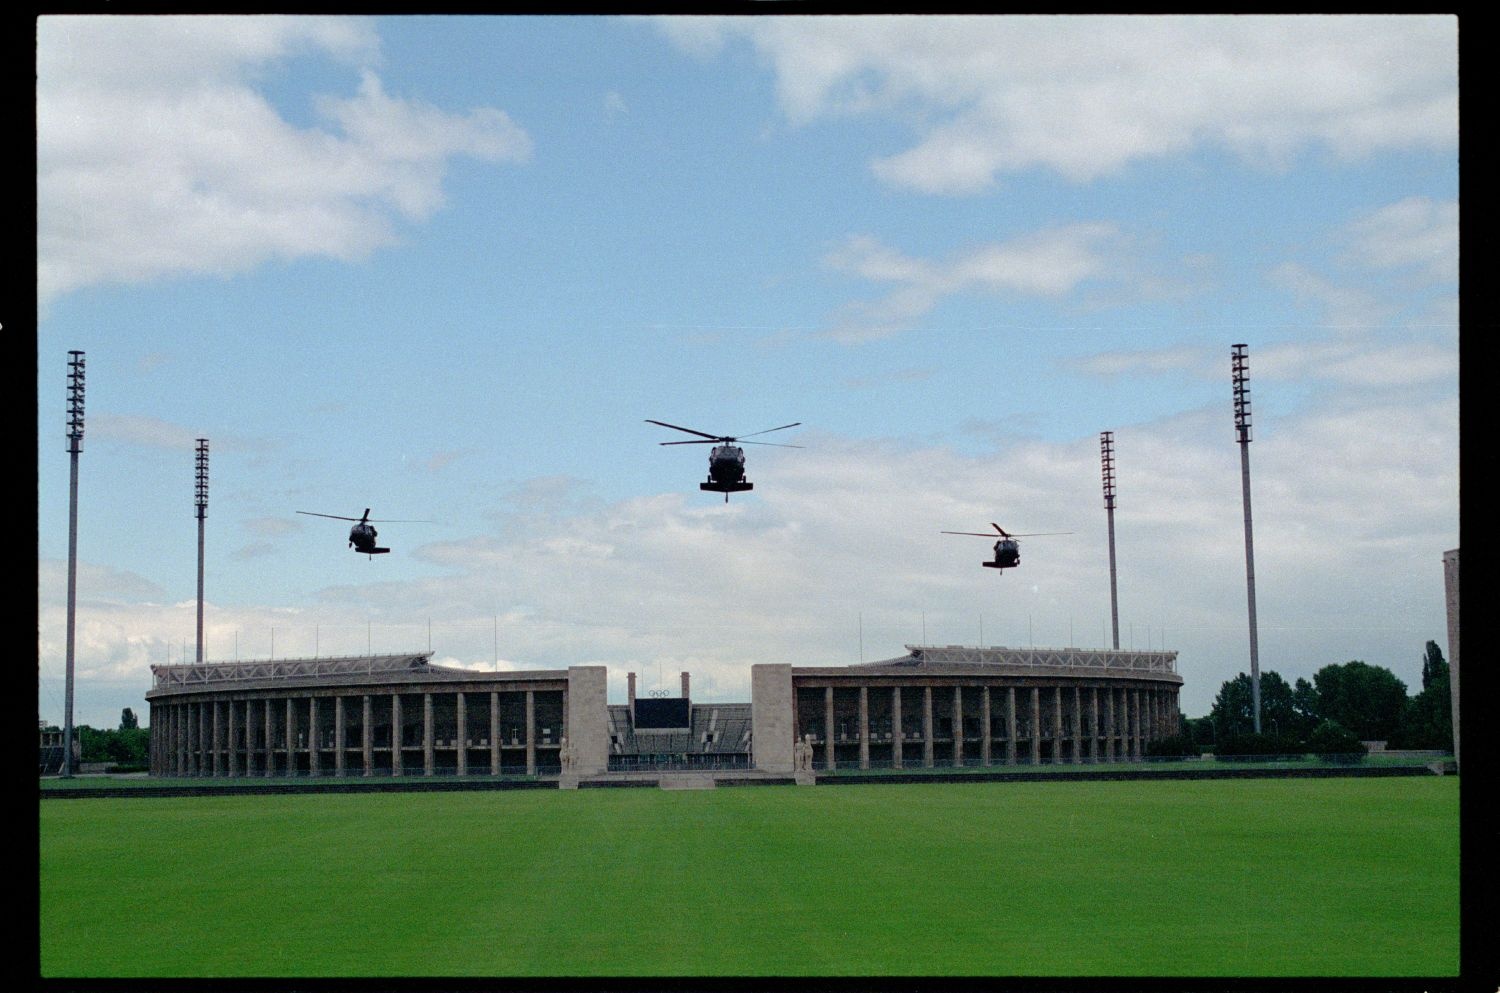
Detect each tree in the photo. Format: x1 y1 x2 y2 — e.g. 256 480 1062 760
1307 719 1365 763
119 708 138 730
1420 641 1448 692
1290 677 1321 741
1208 671 1301 742
1312 661 1408 742
1393 643 1452 750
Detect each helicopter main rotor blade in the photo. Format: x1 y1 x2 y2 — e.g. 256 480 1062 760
1007 532 1075 537
942 531 1000 537
645 419 724 442
740 441 804 448
659 439 721 446
738 422 802 439
298 511 362 522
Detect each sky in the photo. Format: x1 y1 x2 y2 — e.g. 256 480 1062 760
35 14 1459 730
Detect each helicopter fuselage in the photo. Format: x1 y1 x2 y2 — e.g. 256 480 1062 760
982 538 1021 569
707 445 746 483
349 523 389 555
702 444 753 494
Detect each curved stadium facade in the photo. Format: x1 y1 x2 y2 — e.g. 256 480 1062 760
145 645 1182 778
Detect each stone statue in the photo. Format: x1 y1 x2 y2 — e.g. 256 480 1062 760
559 736 572 771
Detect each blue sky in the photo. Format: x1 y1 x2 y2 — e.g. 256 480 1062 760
37 15 1458 728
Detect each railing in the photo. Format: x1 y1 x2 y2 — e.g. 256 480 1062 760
890 645 1178 675
150 653 433 689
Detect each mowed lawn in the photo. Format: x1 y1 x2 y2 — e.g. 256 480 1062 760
39 777 1458 977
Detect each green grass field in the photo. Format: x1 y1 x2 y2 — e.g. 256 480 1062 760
39 777 1458 977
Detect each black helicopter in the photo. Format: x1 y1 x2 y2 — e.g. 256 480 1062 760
647 419 802 501
296 508 429 557
941 523 1073 571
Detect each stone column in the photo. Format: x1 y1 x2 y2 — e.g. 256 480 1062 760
858 686 869 770
749 665 794 774
362 695 373 776
192 705 204 780
825 686 836 771
391 694 403 777
891 686 903 769
286 698 296 777
490 691 501 775
334 696 346 776
565 666 610 776
1089 687 1099 762
309 697 320 778
1105 689 1116 762
245 699 256 776
457 692 468 776
922 686 934 768
185 703 197 776
1444 548 1459 769
1005 687 1017 765
264 699 275 777
1053 686 1064 764
1030 687 1041 765
227 700 238 777
1135 689 1144 757
1072 686 1082 764
981 686 992 766
952 686 964 767
524 690 537 776
424 692 435 776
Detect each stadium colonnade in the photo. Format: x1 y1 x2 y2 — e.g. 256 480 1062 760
145 645 1183 777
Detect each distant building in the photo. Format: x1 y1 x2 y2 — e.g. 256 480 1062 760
145 645 1182 779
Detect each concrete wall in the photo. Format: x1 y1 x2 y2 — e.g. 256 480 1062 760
751 664 794 773
566 666 610 775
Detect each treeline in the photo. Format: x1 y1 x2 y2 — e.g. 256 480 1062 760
1152 641 1453 758
42 708 149 771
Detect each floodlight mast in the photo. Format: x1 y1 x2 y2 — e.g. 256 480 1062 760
1232 344 1262 735
196 439 208 664
1101 431 1120 651
63 351 85 778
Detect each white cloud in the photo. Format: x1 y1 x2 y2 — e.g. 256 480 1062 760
1067 346 1207 378
1343 196 1458 284
822 224 1122 341
659 15 1456 194
37 16 532 306
89 414 205 451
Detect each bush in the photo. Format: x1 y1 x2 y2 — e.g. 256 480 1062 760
1307 720 1365 764
1214 732 1304 760
1145 733 1197 759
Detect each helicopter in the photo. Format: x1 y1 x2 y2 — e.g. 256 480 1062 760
941 523 1073 571
646 419 803 501
296 508 429 558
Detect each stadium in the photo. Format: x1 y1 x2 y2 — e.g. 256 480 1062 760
144 643 1182 780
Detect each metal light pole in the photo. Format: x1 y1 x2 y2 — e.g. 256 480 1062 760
1232 344 1262 734
63 351 85 777
1101 431 1120 651
195 439 208 663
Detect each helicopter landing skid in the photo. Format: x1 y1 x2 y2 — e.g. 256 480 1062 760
701 482 753 493
982 561 1010 570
